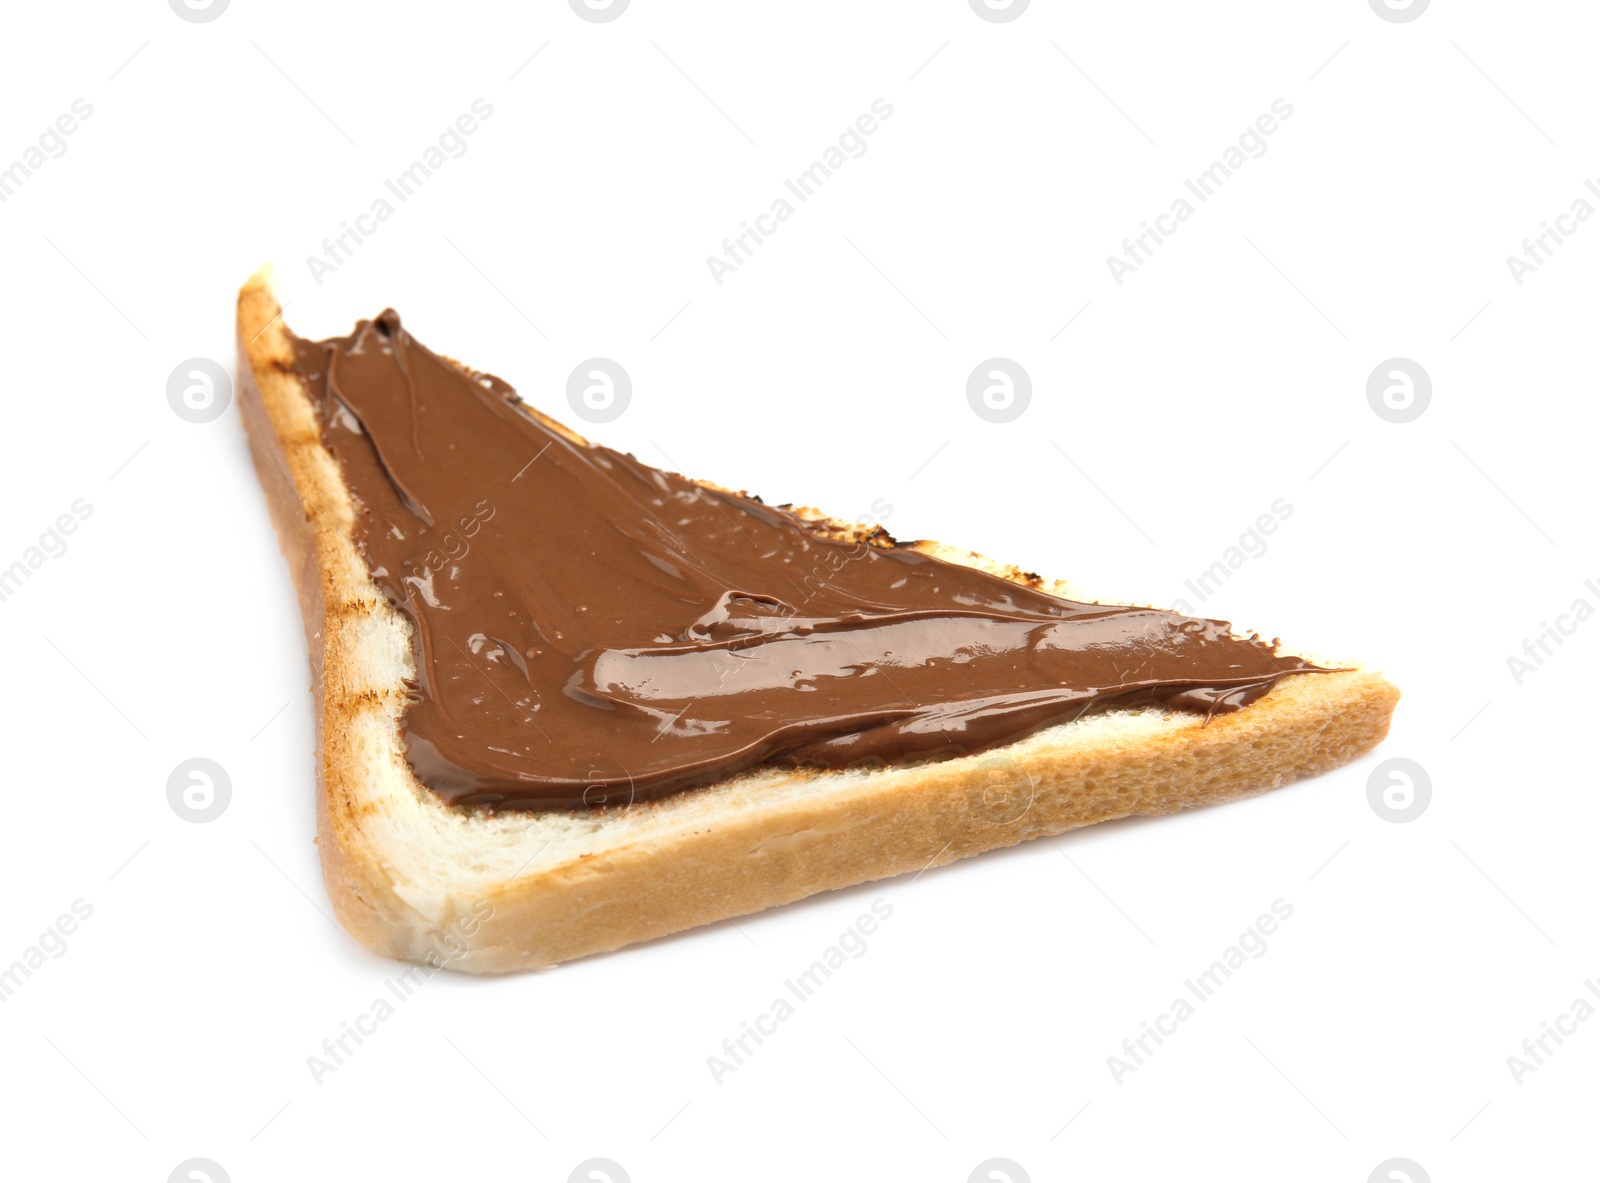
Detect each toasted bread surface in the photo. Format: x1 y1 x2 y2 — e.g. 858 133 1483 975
237 267 1398 973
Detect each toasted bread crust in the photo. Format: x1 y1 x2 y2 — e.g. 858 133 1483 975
237 268 1399 973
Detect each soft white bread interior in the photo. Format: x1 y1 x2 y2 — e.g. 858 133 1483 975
236 266 1399 974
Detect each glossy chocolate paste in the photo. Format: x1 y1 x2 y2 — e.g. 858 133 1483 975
288 312 1320 811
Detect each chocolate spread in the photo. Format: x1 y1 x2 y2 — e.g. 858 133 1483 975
289 312 1320 811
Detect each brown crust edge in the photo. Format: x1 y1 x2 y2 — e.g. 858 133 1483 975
236 268 1400 973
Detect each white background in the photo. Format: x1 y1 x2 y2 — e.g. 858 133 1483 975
1 1 1594 1180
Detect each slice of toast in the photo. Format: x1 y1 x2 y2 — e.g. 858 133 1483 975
237 266 1398 973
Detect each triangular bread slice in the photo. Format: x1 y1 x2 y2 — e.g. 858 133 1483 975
236 267 1398 973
